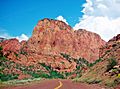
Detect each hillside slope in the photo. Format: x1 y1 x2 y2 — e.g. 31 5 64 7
75 34 120 88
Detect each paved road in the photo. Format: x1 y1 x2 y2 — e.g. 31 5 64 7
1 79 105 89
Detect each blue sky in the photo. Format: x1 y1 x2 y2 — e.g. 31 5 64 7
0 0 120 41
0 0 85 37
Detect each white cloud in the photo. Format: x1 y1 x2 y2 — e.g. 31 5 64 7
56 16 69 25
82 0 120 18
74 0 120 41
16 34 29 42
0 31 29 42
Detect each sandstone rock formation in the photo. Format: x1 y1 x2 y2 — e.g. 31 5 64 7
100 34 120 64
78 34 120 87
0 38 21 59
23 18 105 62
0 18 106 76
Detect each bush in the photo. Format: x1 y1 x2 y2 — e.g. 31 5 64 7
0 46 3 57
64 72 72 77
14 53 19 57
60 53 71 62
20 51 27 55
39 73 50 78
30 72 41 78
0 46 3 51
78 58 89 66
89 58 102 67
50 70 64 79
0 73 19 81
40 63 65 79
107 58 117 72
27 70 50 78
40 63 51 71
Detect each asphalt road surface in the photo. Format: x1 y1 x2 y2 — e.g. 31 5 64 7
1 79 105 89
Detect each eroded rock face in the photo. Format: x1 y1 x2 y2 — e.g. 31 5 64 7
25 18 105 62
108 34 120 42
0 38 21 58
74 29 105 62
0 18 106 75
78 34 120 86
100 34 120 64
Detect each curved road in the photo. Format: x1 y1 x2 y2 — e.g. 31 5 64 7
1 79 105 89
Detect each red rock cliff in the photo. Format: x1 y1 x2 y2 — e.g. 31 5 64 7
0 18 106 76
100 34 120 64
23 18 105 62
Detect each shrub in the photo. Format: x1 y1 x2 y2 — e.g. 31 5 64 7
0 67 4 72
60 53 71 62
40 63 51 71
0 73 19 81
20 51 27 55
39 73 50 78
78 58 89 66
107 58 117 72
64 72 72 77
0 46 3 57
14 53 19 57
89 58 103 67
40 63 65 79
76 65 81 70
0 46 3 51
30 72 41 78
50 70 64 79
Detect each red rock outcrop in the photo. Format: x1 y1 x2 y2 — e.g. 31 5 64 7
0 18 106 74
79 34 120 87
24 18 105 62
100 34 120 64
0 38 21 60
108 34 120 42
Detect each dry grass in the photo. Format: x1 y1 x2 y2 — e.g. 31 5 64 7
73 59 119 88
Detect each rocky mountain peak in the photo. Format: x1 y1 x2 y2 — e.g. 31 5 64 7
32 18 72 36
0 18 107 80
25 19 106 62
108 34 120 42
